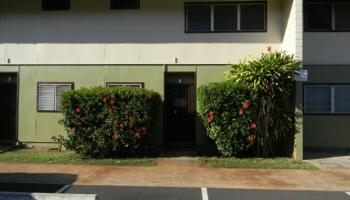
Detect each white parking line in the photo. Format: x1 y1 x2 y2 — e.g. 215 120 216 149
56 184 72 193
201 187 209 200
346 192 350 196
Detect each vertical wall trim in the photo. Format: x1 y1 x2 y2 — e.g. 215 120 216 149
16 65 21 143
237 4 241 31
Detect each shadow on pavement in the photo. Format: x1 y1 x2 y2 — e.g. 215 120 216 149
304 151 350 159
0 173 77 193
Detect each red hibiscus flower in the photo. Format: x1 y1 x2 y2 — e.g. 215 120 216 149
142 127 149 135
242 102 250 110
267 46 272 53
239 109 244 115
71 127 77 134
207 111 215 124
112 134 121 142
75 107 81 114
247 135 256 142
136 132 142 140
147 95 153 103
251 123 257 129
119 123 125 129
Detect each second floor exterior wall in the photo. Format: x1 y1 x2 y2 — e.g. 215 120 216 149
0 0 285 65
303 0 350 65
304 32 350 65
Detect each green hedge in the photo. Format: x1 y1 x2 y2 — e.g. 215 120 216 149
198 81 257 157
60 87 161 158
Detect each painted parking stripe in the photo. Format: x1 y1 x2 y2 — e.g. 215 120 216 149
346 192 350 196
56 184 72 193
201 187 209 200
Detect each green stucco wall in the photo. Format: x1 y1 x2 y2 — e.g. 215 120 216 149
18 65 165 144
17 65 230 148
303 65 350 150
13 64 305 158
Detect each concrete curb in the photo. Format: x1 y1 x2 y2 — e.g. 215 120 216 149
0 192 98 200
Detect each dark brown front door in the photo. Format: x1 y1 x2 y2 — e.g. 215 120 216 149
164 73 196 148
0 73 17 142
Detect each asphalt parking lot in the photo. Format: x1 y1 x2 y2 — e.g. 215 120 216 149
0 183 349 200
66 185 350 200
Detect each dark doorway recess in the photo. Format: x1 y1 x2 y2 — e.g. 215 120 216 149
0 73 17 143
164 73 196 150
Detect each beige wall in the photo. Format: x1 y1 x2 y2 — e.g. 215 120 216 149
282 0 302 60
304 33 350 65
0 0 284 65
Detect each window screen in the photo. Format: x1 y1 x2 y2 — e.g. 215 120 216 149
304 86 332 113
42 0 70 11
186 2 266 33
38 83 73 111
240 4 266 31
334 86 350 113
186 5 212 32
106 83 144 88
214 5 237 31
111 0 140 9
304 85 350 114
334 4 350 30
305 3 332 30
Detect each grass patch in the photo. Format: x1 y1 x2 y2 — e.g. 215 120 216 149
0 149 157 166
200 157 318 170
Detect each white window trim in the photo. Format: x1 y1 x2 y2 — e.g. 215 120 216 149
304 85 350 114
37 82 73 112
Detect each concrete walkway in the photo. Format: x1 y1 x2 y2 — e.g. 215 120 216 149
0 159 349 192
305 152 350 170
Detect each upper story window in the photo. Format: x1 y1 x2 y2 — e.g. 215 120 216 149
111 0 140 9
38 82 74 112
42 0 70 11
305 1 350 31
185 2 266 33
106 82 144 88
304 85 350 114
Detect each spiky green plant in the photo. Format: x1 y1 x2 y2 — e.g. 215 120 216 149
225 50 302 157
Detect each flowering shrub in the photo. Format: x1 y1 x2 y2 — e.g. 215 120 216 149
198 81 257 157
59 87 161 158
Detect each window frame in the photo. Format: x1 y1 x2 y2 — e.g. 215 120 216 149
37 82 74 113
42 0 70 11
111 0 140 10
304 84 350 115
185 1 267 33
304 1 350 32
106 82 145 89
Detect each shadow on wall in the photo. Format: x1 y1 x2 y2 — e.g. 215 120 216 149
0 173 77 193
